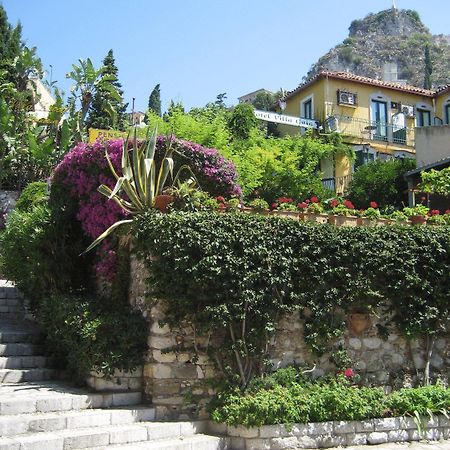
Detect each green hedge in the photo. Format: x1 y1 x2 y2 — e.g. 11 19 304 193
209 368 450 427
134 212 450 385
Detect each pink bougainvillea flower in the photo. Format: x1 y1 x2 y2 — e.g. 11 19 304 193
445 210 450 215
370 201 378 209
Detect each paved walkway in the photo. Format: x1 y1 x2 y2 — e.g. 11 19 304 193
325 441 450 449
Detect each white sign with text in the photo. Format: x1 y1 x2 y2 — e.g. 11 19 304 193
254 110 319 129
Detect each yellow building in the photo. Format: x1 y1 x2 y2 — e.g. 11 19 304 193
280 71 437 194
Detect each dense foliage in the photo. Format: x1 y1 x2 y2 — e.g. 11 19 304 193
420 167 450 195
209 367 450 427
348 159 416 209
14 181 48 212
134 212 450 386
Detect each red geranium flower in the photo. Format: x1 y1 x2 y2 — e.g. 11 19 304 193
445 210 450 215
344 199 355 210
430 209 440 216
310 196 319 203
344 368 355 378
216 196 225 203
369 201 378 209
218 203 226 210
330 199 340 208
297 202 308 210
271 203 278 210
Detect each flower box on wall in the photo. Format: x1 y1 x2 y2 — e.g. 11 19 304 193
300 213 329 223
272 210 299 219
328 215 358 227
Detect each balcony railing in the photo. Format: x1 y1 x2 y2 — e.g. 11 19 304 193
322 175 352 195
329 115 415 147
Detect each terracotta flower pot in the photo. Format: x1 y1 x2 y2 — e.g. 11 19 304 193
410 215 427 225
273 210 299 219
302 213 328 223
329 215 358 227
154 194 175 213
349 313 371 334
356 217 372 226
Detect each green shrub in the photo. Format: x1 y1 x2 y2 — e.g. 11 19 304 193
37 294 147 382
209 370 450 427
348 159 416 209
15 182 48 212
0 205 91 303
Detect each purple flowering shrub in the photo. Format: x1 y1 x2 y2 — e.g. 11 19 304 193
51 136 241 281
156 136 241 198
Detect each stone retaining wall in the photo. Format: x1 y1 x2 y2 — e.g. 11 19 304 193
208 416 450 449
86 368 143 392
0 190 19 214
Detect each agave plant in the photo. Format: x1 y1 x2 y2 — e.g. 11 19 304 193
84 128 197 253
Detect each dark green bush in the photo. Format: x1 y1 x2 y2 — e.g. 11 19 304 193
15 181 48 212
348 159 416 209
37 294 147 383
0 205 91 303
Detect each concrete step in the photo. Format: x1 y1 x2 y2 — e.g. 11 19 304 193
0 421 215 450
0 330 41 344
0 382 142 415
0 368 56 383
0 312 26 321
0 298 20 307
0 343 42 356
0 283 18 300
0 356 49 369
0 405 155 436
91 434 229 450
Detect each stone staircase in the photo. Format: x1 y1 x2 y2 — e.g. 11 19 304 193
0 281 228 450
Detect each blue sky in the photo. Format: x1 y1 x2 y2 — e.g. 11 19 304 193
2 1 450 112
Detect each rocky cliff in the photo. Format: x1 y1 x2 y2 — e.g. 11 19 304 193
306 8 450 88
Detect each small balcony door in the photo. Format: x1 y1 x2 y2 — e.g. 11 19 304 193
371 100 388 141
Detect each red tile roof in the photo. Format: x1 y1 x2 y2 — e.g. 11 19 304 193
283 71 436 100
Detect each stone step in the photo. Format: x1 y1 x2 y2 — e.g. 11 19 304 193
0 305 23 313
0 356 49 369
0 312 26 321
0 421 214 450
91 434 229 450
0 382 142 415
0 298 20 307
0 405 155 436
0 284 18 300
0 330 41 344
0 368 56 383
0 343 42 356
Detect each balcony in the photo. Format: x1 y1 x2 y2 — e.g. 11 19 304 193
328 115 415 148
322 175 352 195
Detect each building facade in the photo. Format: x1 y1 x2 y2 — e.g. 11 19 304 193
280 71 439 194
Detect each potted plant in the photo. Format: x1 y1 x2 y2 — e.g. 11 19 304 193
271 197 298 219
358 205 381 226
389 210 409 225
403 204 429 225
328 200 358 226
247 198 270 216
426 210 446 226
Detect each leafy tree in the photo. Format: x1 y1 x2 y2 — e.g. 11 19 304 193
252 91 276 111
86 50 127 131
147 83 161 117
348 158 416 209
227 103 258 140
215 92 227 108
424 43 432 89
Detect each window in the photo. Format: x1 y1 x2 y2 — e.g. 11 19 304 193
303 99 312 119
354 147 376 170
445 104 450 125
416 108 431 127
370 99 388 141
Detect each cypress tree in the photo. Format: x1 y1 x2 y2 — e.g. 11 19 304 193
424 44 432 89
86 49 127 130
148 84 161 117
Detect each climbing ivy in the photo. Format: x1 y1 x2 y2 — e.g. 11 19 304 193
134 212 450 386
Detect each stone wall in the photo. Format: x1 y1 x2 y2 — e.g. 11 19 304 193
208 416 450 449
0 190 19 214
128 258 450 420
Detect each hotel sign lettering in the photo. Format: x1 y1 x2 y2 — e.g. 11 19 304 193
254 110 319 129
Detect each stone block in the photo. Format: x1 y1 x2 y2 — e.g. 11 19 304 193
408 429 421 441
296 435 318 448
439 414 450 427
35 397 73 414
0 416 28 435
226 425 258 438
60 429 109 448
304 421 333 435
66 411 111 429
367 431 388 444
399 416 416 430
153 350 176 363
348 338 362 349
15 433 64 450
387 429 409 442
150 322 170 335
271 437 301 449
173 364 199 379
150 363 173 379
259 424 289 438
373 417 400 431
333 420 355 434
363 337 382 349
181 420 208 435
155 396 185 405
146 422 181 440
109 424 148 444
207 421 227 435
245 438 271 450
423 415 439 428
317 434 346 448
346 433 367 446
152 381 180 396
111 391 141 406
0 437 20 450
149 336 176 350
28 416 66 433
229 436 245 450
0 398 36 415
